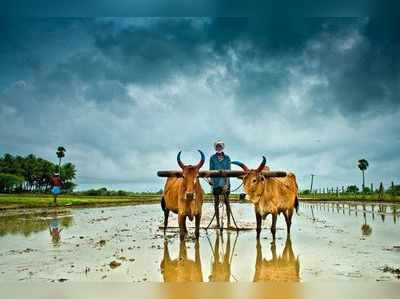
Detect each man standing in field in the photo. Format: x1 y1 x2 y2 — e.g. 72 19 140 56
51 173 62 204
209 140 232 230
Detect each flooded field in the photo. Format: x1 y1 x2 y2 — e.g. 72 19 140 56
0 201 399 282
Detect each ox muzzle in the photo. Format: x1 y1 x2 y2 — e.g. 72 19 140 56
185 192 195 201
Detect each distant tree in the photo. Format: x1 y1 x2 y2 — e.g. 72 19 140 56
346 185 359 193
117 190 128 196
0 173 24 193
387 184 400 196
0 153 77 193
357 159 369 192
56 146 66 173
363 186 371 193
62 181 77 193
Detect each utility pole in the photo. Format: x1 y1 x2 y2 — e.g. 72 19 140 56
310 174 315 192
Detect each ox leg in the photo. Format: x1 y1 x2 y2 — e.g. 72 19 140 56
284 210 293 236
271 214 277 241
178 214 186 241
163 209 170 234
255 210 262 239
214 195 220 229
195 214 201 239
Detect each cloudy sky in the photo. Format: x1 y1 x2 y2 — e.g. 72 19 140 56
1 17 399 191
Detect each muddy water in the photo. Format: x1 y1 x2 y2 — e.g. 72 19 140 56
0 202 399 282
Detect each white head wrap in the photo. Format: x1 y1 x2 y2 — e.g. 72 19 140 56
214 140 225 150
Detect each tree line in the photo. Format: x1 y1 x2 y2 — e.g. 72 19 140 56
0 153 76 193
301 183 400 196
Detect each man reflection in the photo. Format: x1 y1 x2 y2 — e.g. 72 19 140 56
160 240 203 282
208 232 236 282
48 212 63 245
253 237 300 282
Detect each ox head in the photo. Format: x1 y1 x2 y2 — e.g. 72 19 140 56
231 156 269 204
177 150 205 201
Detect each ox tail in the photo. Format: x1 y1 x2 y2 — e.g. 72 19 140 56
161 196 166 212
294 196 299 213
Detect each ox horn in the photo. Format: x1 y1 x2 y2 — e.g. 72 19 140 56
177 151 185 169
256 156 267 172
195 150 205 169
177 150 205 169
231 161 249 172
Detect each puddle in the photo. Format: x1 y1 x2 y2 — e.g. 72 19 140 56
0 202 399 282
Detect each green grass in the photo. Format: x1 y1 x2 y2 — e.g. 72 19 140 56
1 192 398 210
0 193 241 209
0 193 160 209
300 193 400 203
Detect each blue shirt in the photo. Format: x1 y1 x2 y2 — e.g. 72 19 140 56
209 153 231 189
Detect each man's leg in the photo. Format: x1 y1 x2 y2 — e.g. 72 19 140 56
224 192 232 228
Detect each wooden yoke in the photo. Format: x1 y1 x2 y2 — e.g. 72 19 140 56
157 170 287 178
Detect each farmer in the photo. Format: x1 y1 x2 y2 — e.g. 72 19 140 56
209 140 232 230
51 173 62 204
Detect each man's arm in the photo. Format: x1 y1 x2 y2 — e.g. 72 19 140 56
208 156 214 185
224 155 231 187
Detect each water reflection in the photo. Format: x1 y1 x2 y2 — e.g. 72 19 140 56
379 205 387 222
361 205 373 237
160 240 203 282
207 232 238 282
302 202 399 224
0 208 73 237
48 212 63 246
253 237 300 282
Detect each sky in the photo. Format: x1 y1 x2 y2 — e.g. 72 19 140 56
0 17 399 192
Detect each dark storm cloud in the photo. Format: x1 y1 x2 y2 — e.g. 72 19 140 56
0 17 399 190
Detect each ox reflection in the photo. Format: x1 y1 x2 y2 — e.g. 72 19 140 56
160 240 203 282
253 237 300 282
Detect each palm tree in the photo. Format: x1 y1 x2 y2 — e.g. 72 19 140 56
56 146 66 174
357 159 369 192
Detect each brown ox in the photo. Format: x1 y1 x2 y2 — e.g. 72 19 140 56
161 150 205 240
254 237 300 282
160 240 203 282
232 157 298 240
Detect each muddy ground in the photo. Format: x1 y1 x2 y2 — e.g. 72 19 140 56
0 202 399 282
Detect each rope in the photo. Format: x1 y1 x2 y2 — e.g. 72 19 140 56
202 177 241 231
269 177 297 193
230 181 244 193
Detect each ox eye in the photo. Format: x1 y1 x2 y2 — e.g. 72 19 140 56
252 179 257 183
